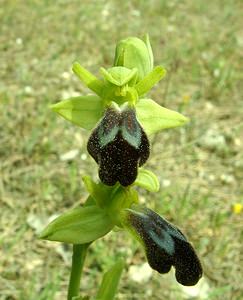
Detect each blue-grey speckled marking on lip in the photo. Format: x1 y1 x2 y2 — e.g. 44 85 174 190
148 228 175 255
166 224 187 242
98 125 119 148
121 113 142 149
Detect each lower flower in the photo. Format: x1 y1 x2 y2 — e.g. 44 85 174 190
87 103 150 186
122 205 203 286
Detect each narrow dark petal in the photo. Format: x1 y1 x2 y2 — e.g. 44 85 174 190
125 207 203 286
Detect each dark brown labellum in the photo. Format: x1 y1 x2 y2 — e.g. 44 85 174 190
126 207 203 286
87 106 150 186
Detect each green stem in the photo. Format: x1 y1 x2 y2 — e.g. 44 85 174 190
67 243 89 300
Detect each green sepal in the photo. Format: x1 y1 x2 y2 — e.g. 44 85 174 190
144 34 154 72
95 259 124 300
72 62 104 97
135 66 166 96
136 99 189 135
39 203 114 244
82 176 115 209
100 67 137 87
134 168 160 192
51 95 103 130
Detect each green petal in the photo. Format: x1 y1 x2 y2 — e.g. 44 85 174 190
39 204 114 244
136 99 189 135
51 95 103 130
100 67 137 87
135 66 166 96
134 168 160 192
72 62 104 96
95 259 124 300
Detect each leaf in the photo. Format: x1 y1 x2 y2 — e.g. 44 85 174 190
135 66 166 96
95 259 124 300
39 205 114 244
134 168 160 192
72 62 104 96
51 95 103 130
136 99 189 135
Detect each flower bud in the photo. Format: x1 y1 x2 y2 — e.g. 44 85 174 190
122 206 203 286
114 35 154 81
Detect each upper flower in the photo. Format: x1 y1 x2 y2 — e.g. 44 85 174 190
87 103 149 186
114 35 154 81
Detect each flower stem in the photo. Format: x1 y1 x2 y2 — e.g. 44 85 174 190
67 244 89 300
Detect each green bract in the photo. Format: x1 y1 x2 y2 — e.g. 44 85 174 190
39 204 114 244
134 168 160 192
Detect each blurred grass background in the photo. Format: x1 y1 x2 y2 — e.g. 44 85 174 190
0 0 242 299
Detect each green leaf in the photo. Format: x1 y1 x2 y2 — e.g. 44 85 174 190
39 205 114 244
136 99 189 135
72 62 104 96
51 95 103 130
135 66 166 96
134 168 160 192
95 259 124 300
